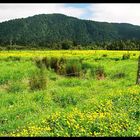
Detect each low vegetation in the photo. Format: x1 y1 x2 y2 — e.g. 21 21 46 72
0 50 140 137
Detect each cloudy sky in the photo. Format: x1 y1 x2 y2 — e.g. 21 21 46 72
0 3 140 26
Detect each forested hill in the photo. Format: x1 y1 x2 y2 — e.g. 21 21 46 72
0 13 140 50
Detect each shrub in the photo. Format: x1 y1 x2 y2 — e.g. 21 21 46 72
82 62 93 70
34 58 44 69
96 66 106 80
59 57 66 64
112 58 120 61
102 54 108 57
112 72 126 79
56 57 67 75
42 57 50 69
7 56 21 61
65 59 82 77
29 69 47 91
61 40 73 50
50 57 59 72
122 53 130 60
57 64 66 75
81 62 96 78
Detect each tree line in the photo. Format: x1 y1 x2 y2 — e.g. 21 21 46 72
0 39 140 50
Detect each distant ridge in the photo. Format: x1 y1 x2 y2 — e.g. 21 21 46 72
0 13 140 48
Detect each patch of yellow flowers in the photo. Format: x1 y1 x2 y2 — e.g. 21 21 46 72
0 50 139 59
1 106 139 137
2 123 51 137
1 84 140 137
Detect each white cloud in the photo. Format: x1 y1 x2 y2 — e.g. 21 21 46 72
88 4 140 25
0 4 140 26
0 4 86 22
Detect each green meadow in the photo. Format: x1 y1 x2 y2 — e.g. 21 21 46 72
0 50 140 137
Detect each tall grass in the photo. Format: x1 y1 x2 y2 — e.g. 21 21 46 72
65 59 82 77
29 68 47 91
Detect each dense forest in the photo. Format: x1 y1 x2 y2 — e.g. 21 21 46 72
0 13 140 50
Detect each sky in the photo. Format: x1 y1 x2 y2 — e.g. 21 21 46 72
0 3 140 26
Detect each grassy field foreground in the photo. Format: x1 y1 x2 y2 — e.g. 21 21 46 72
0 50 140 137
